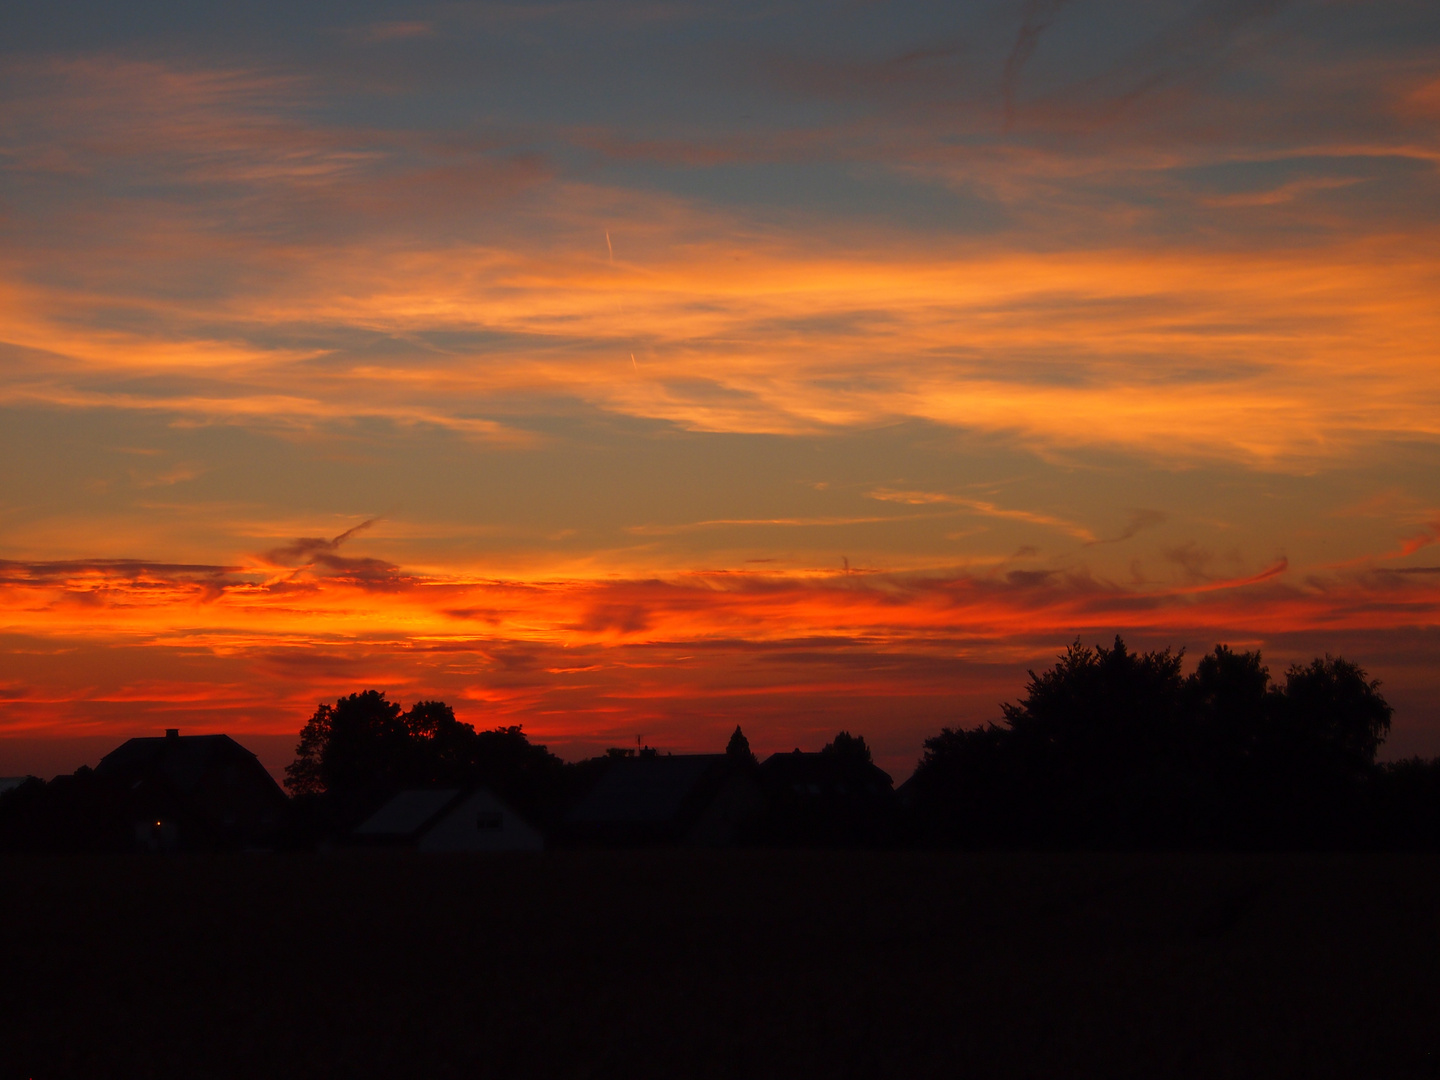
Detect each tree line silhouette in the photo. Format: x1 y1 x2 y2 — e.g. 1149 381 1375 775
283 691 585 835
5 637 1440 850
904 638 1428 849
273 637 1440 849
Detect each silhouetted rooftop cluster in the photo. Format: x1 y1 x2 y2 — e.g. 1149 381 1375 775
4 638 1440 853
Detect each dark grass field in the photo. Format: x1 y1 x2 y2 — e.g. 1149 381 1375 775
2 850 1439 1079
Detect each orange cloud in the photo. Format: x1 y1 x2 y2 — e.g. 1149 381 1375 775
1397 76 1440 118
4 34 1440 774
3 552 1439 775
2 553 1436 674
868 490 1096 541
2 54 1438 472
7 225 1440 464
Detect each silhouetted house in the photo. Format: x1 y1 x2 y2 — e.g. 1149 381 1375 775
562 754 764 847
93 729 289 851
757 750 897 846
354 787 544 852
893 772 919 809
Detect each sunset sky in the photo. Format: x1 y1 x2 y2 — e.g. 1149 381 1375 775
3 0 1439 780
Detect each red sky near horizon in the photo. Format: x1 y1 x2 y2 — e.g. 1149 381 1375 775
3 1 1440 782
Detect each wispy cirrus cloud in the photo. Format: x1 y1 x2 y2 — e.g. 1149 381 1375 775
0 543 1425 652
1002 0 1074 128
3 45 1439 466
342 20 436 44
262 518 378 567
868 489 1096 541
4 2 1440 767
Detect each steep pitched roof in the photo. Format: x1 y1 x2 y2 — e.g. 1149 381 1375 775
760 750 894 793
353 788 545 851
354 789 463 839
96 733 274 794
567 755 729 825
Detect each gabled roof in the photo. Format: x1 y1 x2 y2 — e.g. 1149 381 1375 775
355 789 463 838
96 734 275 794
353 787 544 850
760 750 894 793
567 755 729 825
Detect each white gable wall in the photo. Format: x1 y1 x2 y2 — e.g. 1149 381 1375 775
418 788 544 852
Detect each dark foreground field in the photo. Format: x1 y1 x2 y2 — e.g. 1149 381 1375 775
2 851 1438 1079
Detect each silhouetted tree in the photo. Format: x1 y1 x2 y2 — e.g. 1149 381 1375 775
285 691 411 816
905 638 1398 850
822 731 873 765
906 724 1012 846
1001 637 1187 845
752 732 896 847
1185 644 1271 753
726 725 757 767
405 700 481 785
467 724 571 820
1001 637 1184 754
1246 656 1394 846
1275 655 1391 774
285 691 572 832
1176 644 1274 843
1368 756 1440 849
0 769 137 853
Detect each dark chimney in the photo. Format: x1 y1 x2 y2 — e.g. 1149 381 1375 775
166 729 180 740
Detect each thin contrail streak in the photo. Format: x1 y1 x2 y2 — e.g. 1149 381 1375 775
606 231 614 263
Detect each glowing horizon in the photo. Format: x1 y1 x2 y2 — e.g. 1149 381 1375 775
4 1 1439 780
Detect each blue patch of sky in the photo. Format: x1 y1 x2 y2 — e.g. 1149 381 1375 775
577 156 1014 232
